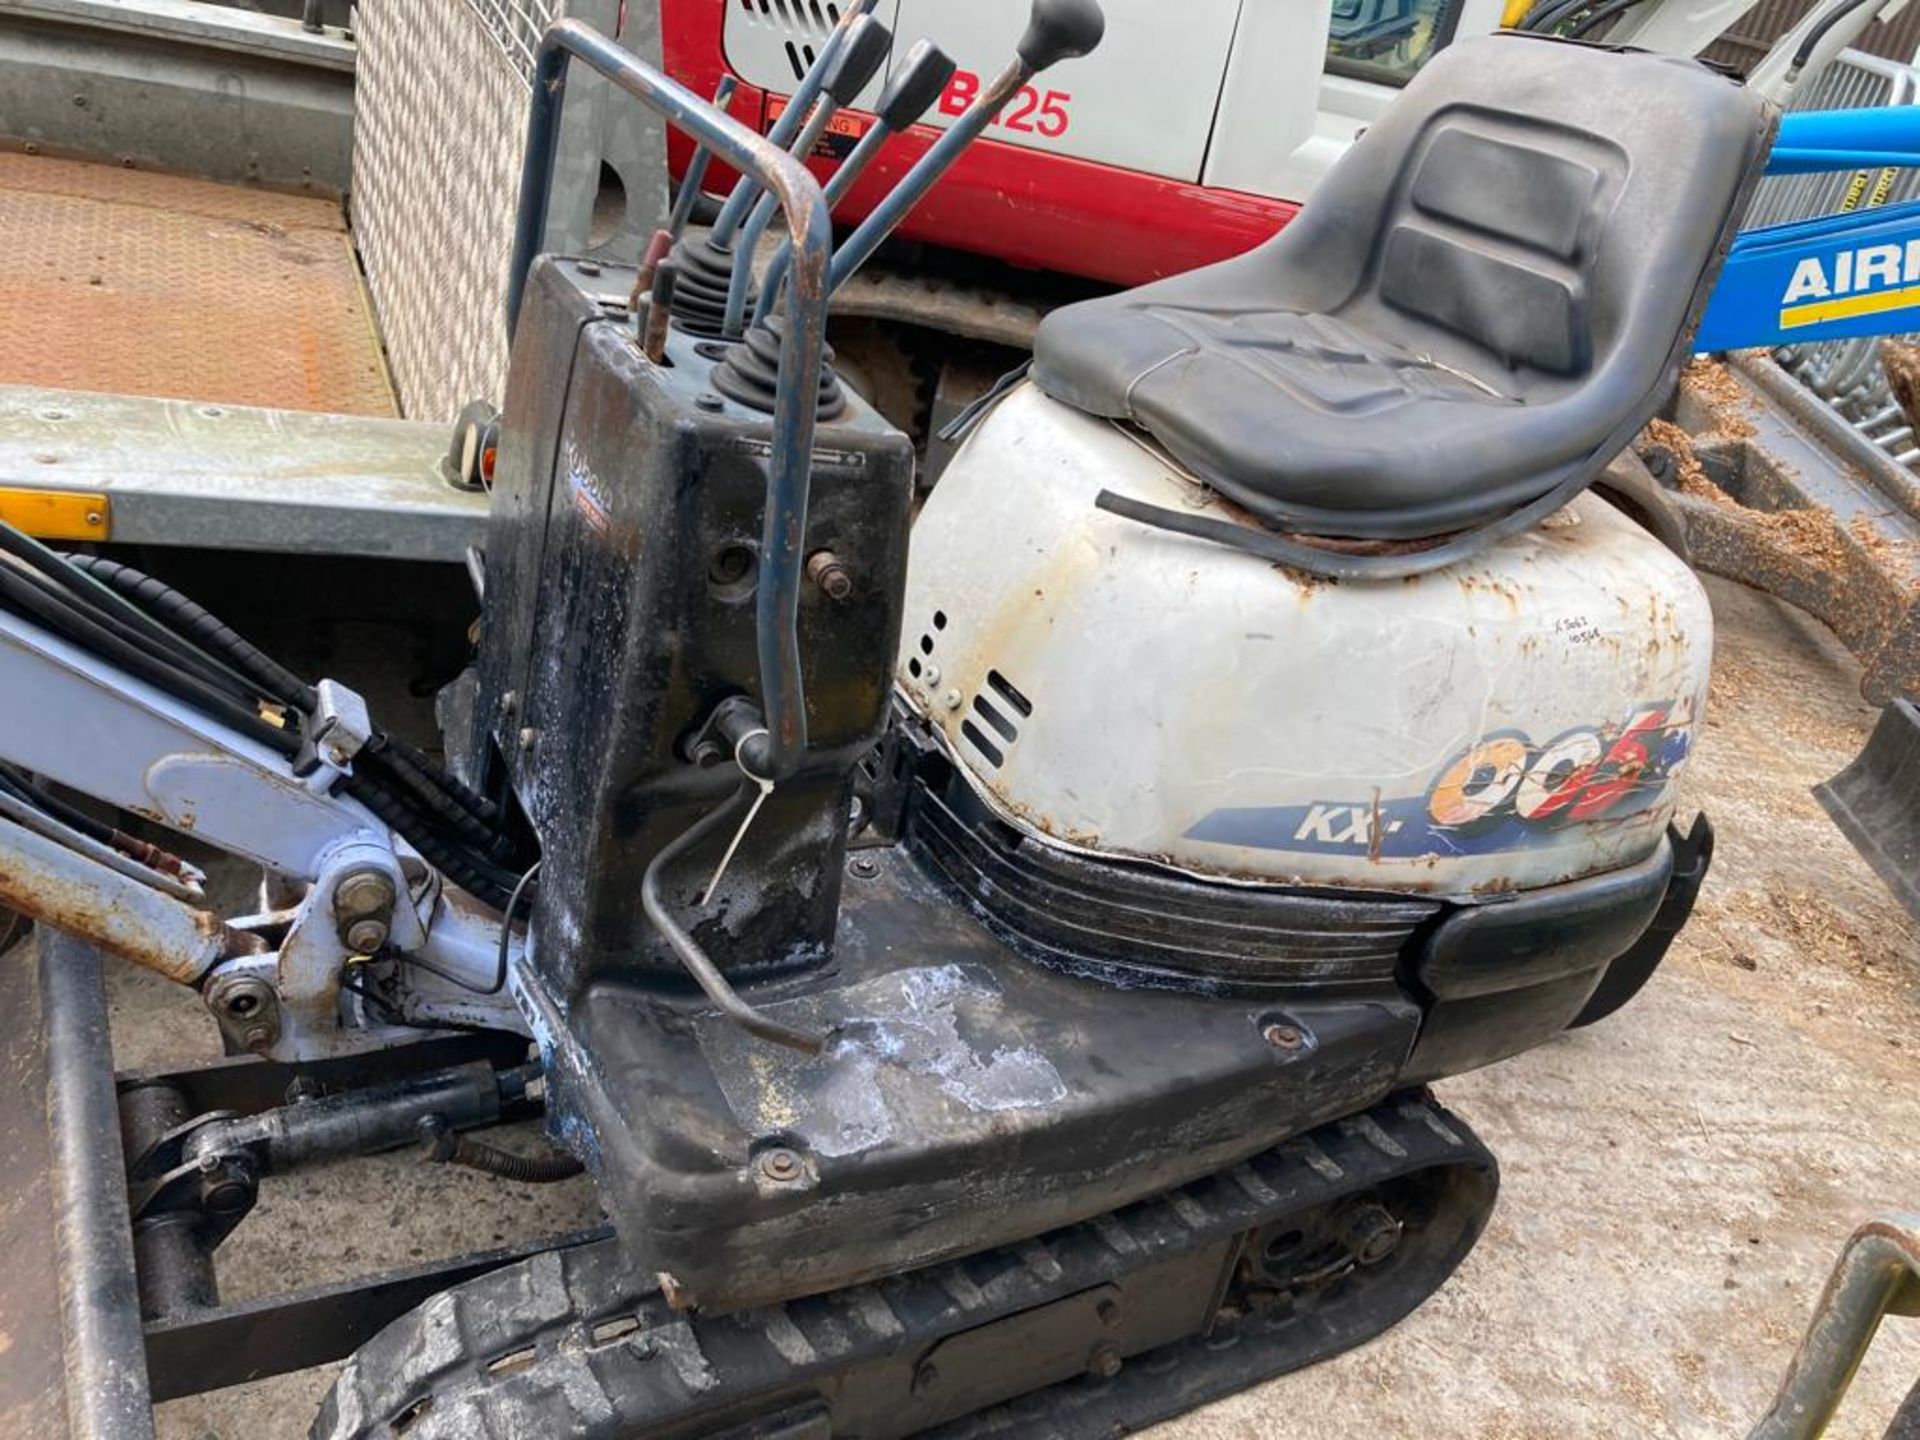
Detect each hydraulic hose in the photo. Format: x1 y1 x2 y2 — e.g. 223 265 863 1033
1791 0 1882 78
418 1115 584 1183
338 769 523 910
58 555 514 850
0 560 300 756
0 535 536 909
61 553 317 710
1566 0 1651 38
0 546 267 708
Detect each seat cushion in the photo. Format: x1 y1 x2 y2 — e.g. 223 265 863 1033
1031 34 1773 541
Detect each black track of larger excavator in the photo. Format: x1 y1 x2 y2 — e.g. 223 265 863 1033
314 1093 1495 1440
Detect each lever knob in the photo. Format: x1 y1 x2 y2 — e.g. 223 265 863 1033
877 40 958 131
823 14 893 107
1016 0 1105 73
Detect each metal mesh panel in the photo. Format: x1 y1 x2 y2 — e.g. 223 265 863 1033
351 0 537 422
352 0 662 422
461 0 563 82
1749 51 1920 471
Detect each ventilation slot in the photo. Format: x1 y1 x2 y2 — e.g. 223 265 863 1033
742 0 838 69
961 667 1033 770
972 694 1018 744
986 670 1033 717
960 720 1005 769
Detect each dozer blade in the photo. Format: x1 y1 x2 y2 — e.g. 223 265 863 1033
316 1097 1497 1440
1815 698 1920 922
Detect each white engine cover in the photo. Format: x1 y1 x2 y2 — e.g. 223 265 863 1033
898 386 1712 900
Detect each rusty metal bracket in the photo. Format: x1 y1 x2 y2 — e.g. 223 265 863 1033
1749 1213 1920 1440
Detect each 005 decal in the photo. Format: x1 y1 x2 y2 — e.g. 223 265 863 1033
1184 700 1695 859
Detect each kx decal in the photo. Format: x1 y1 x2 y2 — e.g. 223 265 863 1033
1184 701 1694 859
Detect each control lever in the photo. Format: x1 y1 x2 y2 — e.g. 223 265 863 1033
826 0 1105 296
665 74 739 240
753 39 958 328
709 0 880 249
722 13 892 337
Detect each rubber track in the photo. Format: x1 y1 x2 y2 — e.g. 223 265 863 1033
314 1093 1494 1440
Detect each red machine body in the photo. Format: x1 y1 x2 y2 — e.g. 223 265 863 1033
657 0 1294 286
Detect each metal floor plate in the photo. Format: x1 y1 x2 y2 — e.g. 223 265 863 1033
0 152 395 416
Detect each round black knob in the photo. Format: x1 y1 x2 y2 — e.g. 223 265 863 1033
1017 0 1106 73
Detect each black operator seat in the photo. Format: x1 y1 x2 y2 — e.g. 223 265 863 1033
1031 34 1774 546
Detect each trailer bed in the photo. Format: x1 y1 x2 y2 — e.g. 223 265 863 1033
0 151 392 416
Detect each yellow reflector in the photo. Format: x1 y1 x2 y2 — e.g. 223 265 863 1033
1502 0 1532 22
0 488 110 541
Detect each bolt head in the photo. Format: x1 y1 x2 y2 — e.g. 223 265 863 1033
849 855 879 879
205 1176 252 1216
806 551 854 600
1088 1344 1123 1379
941 688 962 710
757 1147 803 1183
345 918 390 954
1340 1204 1403 1266
1262 1022 1305 1051
334 870 396 918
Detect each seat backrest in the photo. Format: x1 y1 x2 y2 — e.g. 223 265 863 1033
1377 113 1623 375
1281 34 1769 401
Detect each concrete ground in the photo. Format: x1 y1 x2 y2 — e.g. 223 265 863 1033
116 571 1917 1438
